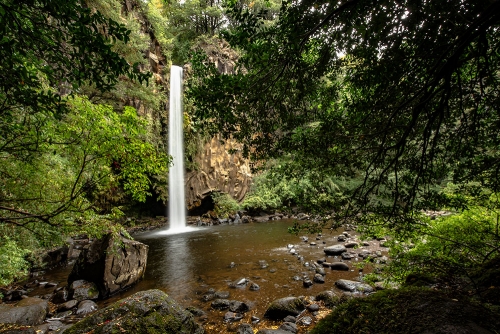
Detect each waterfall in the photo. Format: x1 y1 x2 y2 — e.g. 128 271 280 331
168 65 186 231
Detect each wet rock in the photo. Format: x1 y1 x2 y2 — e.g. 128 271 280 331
69 280 99 301
335 279 374 293
309 242 317 246
0 297 48 326
303 279 313 287
345 242 359 248
324 245 347 255
54 310 73 319
315 290 340 308
251 315 260 324
57 299 78 312
68 233 148 299
307 304 320 312
362 241 370 246
316 258 326 264
337 235 346 242
186 306 206 317
257 329 292 334
322 262 332 268
224 311 243 323
316 267 326 275
249 283 260 291
231 277 249 288
211 299 230 310
341 252 356 260
229 300 250 313
237 323 254 334
279 322 298 333
313 274 325 284
63 289 203 334
8 290 27 301
229 262 236 268
299 316 313 326
264 297 305 320
45 282 57 288
259 260 269 269
330 262 350 271
215 291 230 299
283 315 297 323
75 300 98 316
202 293 215 302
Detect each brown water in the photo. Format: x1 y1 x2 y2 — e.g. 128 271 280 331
31 220 381 332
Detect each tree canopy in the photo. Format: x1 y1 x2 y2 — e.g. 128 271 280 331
189 0 500 226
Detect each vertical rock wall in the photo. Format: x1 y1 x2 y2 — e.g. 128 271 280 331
185 135 252 209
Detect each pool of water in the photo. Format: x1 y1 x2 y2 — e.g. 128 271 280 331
31 220 381 332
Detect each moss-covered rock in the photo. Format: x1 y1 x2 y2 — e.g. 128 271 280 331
264 296 305 320
64 289 203 334
311 287 500 334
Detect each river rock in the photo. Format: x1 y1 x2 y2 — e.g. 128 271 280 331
299 316 313 326
303 279 313 287
279 322 298 333
68 233 148 299
237 323 253 334
257 330 292 334
224 311 243 322
335 279 374 293
69 280 99 301
0 297 48 326
324 245 347 255
249 282 260 291
341 252 356 260
50 289 68 304
211 299 230 310
57 299 79 311
264 296 305 320
345 241 359 248
330 262 350 271
313 274 325 283
75 300 98 316
315 290 340 308
229 300 250 313
231 277 249 288
63 289 203 334
215 291 230 299
307 303 320 312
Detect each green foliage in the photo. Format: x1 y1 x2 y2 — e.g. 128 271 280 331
0 239 30 286
242 157 360 213
0 96 169 285
189 0 500 227
212 192 240 218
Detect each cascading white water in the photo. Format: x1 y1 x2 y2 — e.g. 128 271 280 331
168 65 186 231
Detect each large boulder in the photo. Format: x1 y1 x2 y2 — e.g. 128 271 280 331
63 289 203 334
68 233 148 298
264 297 306 320
0 297 48 326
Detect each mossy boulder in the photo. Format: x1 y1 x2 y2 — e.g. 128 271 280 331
311 287 500 334
64 289 203 334
264 297 305 320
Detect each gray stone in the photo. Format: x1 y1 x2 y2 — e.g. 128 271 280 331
324 245 347 255
330 262 350 271
229 300 250 313
335 279 374 293
68 233 148 299
279 322 298 333
299 316 313 326
345 242 359 248
307 303 320 312
224 311 243 322
303 279 313 287
211 299 230 310
315 290 340 308
0 297 48 326
256 330 291 334
57 299 79 311
249 283 260 291
69 280 99 301
231 277 249 288
75 300 98 316
63 289 203 334
50 289 68 304
316 267 326 275
313 274 325 283
283 315 297 323
264 297 305 320
237 323 254 334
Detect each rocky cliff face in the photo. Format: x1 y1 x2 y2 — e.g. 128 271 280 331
186 135 252 209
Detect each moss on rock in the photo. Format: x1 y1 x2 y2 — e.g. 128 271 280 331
311 287 500 334
64 289 203 334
